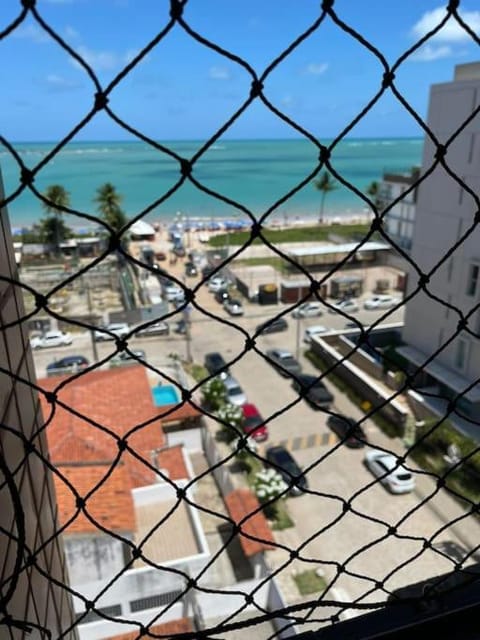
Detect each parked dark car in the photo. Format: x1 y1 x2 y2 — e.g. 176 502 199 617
204 351 229 377
327 414 367 448
201 264 216 279
185 262 198 277
265 348 302 378
265 446 308 496
292 373 334 409
214 288 231 304
173 245 186 257
46 355 89 376
255 317 288 335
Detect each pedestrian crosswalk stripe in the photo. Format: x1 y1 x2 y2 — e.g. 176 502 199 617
257 431 337 455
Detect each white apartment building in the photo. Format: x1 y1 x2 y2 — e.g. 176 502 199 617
399 62 480 423
379 168 419 253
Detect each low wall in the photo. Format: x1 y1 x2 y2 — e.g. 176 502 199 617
202 424 236 497
309 337 409 433
333 335 384 379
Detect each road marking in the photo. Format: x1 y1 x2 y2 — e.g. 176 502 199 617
258 431 337 455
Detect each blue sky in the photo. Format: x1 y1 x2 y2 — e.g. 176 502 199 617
2 0 480 141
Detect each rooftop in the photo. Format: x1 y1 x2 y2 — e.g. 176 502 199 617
39 367 190 534
135 496 201 565
287 241 391 258
224 489 275 557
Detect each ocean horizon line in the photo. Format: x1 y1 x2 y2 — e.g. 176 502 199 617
6 135 424 146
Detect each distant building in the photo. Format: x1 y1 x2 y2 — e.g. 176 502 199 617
129 219 156 241
399 62 480 425
378 166 420 253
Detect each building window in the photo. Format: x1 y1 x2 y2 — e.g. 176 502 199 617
466 263 480 297
455 339 468 371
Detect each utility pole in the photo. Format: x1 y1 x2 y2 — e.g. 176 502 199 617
184 308 192 363
84 277 99 362
295 283 304 361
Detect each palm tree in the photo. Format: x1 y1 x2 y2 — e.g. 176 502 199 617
94 183 129 250
366 180 381 208
94 182 128 231
313 172 338 224
41 184 71 255
39 215 73 251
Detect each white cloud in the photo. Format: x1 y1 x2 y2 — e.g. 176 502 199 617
280 94 295 107
74 45 119 71
12 24 49 43
70 44 144 73
45 73 81 91
411 7 480 43
64 25 80 40
209 66 231 81
302 62 328 76
411 43 454 62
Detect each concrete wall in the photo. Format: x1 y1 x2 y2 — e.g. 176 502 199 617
166 426 203 452
309 337 409 432
65 536 128 586
202 425 236 497
77 601 186 640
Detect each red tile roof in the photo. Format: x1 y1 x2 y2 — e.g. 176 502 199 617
105 618 192 640
53 463 135 534
224 489 275 557
39 366 165 488
156 445 189 481
157 402 201 424
38 367 189 534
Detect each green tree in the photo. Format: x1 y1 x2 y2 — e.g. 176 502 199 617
39 216 72 250
41 184 71 255
94 183 128 238
366 181 382 208
313 171 338 224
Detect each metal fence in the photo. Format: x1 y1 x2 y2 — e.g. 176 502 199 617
1 2 480 639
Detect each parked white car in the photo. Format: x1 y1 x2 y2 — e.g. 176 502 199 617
94 322 130 342
292 301 324 318
30 330 73 349
164 284 185 303
303 325 328 344
330 299 360 313
364 449 415 494
363 294 400 310
208 276 230 293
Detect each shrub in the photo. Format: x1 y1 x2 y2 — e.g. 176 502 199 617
216 403 243 443
201 377 227 411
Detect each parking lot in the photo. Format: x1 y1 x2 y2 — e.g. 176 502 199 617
30 270 480 607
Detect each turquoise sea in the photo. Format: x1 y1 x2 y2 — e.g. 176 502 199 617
0 138 423 230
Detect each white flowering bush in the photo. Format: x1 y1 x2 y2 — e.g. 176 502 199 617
201 377 227 411
253 468 288 503
216 403 243 443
